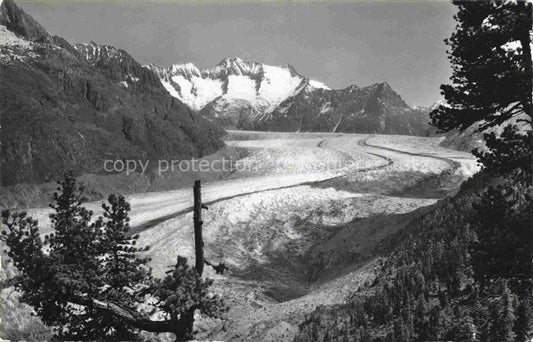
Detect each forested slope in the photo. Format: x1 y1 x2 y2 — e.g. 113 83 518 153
294 171 532 342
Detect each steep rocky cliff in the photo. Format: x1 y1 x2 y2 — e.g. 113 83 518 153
0 0 224 186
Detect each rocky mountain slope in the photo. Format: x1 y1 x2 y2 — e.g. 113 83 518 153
242 81 430 134
149 60 430 135
0 0 225 186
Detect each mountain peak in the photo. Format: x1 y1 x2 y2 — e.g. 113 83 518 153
368 81 409 109
0 0 49 41
217 56 244 66
373 81 392 91
209 57 262 77
169 62 201 78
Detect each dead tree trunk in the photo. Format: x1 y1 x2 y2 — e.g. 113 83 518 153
193 180 205 276
517 1 533 119
175 180 225 341
172 180 207 341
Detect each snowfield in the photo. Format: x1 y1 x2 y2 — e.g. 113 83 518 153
2 131 479 341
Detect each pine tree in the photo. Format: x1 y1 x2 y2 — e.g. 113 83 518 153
414 297 431 340
152 255 226 339
450 315 477 342
488 282 517 342
41 171 105 338
515 298 533 342
431 0 532 131
430 0 532 177
393 318 409 342
473 125 532 179
94 194 152 339
470 180 533 293
1 172 225 340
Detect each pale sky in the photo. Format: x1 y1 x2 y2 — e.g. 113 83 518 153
19 1 457 106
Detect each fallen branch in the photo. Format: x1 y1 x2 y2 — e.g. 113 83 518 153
69 295 191 337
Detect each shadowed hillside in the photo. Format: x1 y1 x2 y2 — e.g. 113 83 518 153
0 0 225 186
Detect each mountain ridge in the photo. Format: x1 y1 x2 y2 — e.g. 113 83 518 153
0 0 225 186
147 58 308 117
237 79 429 134
148 59 431 135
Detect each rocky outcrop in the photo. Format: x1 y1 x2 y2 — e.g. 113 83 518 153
0 0 225 186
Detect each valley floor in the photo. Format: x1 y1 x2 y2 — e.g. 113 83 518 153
1 131 479 342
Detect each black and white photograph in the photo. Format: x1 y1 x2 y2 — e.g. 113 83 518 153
0 0 532 341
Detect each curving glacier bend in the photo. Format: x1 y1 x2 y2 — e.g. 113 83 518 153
19 132 479 342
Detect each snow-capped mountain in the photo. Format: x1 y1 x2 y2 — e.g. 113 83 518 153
148 59 430 135
146 58 336 127
148 58 308 112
